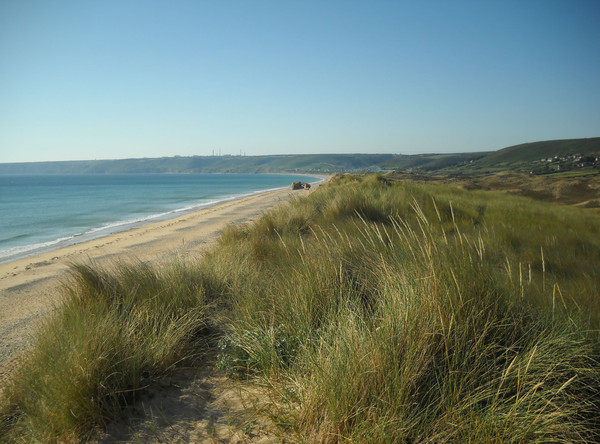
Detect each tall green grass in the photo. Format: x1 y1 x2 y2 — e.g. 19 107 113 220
0 260 209 442
210 174 600 442
1 173 599 442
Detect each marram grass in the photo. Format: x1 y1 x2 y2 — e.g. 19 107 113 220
0 260 209 442
209 174 600 442
1 173 600 442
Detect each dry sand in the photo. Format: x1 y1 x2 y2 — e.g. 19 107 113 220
0 186 306 388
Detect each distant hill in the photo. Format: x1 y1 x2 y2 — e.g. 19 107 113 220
380 152 489 171
0 154 396 175
1 137 598 175
480 137 600 164
465 137 600 175
0 152 490 175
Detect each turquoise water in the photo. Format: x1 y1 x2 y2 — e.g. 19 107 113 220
0 174 319 263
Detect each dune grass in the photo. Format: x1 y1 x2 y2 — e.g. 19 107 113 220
209 174 600 442
1 173 600 442
0 260 210 442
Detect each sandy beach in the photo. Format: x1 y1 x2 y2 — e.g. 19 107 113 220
0 186 306 388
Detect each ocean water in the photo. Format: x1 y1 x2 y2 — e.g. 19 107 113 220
0 173 319 263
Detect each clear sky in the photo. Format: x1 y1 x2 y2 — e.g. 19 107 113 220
1 0 599 162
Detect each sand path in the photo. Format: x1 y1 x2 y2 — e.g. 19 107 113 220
0 187 304 389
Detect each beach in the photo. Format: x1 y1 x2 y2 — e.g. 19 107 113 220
0 186 306 389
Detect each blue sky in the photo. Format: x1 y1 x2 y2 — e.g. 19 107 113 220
1 0 599 162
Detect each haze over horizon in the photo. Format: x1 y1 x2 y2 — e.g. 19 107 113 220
1 1 599 163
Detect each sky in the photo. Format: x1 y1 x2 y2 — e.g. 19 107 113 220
1 0 599 163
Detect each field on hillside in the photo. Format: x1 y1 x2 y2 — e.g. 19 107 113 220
2 173 600 442
389 171 600 208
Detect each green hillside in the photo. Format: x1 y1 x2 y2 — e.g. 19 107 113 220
380 152 489 171
1 137 598 175
0 154 396 175
0 152 489 175
482 137 600 164
466 137 600 175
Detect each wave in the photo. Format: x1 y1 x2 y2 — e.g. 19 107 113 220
0 235 78 263
0 233 32 244
0 181 319 265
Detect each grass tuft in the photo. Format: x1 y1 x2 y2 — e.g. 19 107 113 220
0 260 209 442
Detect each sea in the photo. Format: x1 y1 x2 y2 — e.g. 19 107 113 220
0 173 320 264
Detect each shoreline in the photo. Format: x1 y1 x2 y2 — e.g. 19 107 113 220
0 185 313 390
0 174 324 265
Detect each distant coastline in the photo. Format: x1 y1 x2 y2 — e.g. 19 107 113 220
0 154 394 175
1 137 598 176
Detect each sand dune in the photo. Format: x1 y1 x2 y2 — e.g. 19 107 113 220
0 186 305 388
